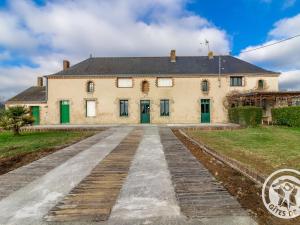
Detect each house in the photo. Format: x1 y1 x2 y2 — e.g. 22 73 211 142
5 50 280 125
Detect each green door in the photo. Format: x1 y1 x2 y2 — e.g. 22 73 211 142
140 100 150 124
60 100 70 124
31 106 40 125
201 99 211 123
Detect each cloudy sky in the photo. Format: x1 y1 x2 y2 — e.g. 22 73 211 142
0 0 300 100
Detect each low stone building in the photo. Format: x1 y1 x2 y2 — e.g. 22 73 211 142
6 50 280 125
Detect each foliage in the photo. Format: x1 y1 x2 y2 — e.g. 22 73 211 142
0 106 34 135
272 106 300 127
228 106 262 127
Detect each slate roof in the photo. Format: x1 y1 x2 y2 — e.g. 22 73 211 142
6 86 46 103
49 55 278 77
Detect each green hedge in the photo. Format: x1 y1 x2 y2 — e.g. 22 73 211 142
271 106 300 127
229 106 262 127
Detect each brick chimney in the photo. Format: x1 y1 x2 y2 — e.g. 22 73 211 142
63 60 70 70
37 77 43 87
170 50 176 62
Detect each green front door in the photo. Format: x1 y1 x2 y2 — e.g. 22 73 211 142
60 100 70 124
201 99 211 123
31 106 40 125
140 100 150 124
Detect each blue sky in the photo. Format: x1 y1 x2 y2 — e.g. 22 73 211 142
188 0 300 54
0 0 300 99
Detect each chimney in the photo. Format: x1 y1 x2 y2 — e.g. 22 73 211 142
63 60 70 70
37 77 43 87
208 51 214 60
170 49 176 62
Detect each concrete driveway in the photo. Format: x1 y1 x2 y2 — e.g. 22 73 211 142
0 126 256 225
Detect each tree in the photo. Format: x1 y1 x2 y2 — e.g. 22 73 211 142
0 106 34 135
0 96 4 109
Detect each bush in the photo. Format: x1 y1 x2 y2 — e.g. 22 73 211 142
0 106 34 135
229 106 262 127
272 106 300 127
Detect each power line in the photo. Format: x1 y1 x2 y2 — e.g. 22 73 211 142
241 34 300 53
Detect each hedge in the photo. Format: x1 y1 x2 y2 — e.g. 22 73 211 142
271 106 300 127
229 106 262 127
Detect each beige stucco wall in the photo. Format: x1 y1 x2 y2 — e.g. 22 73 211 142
5 103 48 125
43 74 279 124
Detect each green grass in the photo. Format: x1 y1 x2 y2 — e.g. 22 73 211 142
0 131 96 158
187 126 300 175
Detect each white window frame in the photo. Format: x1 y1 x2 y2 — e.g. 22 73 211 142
117 78 133 88
157 78 173 87
86 100 96 117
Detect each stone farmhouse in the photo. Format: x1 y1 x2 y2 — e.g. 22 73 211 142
5 50 280 125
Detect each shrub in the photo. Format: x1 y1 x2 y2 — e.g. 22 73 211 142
272 106 300 127
0 106 34 135
229 106 262 127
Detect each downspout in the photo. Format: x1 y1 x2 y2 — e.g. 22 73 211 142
218 55 221 88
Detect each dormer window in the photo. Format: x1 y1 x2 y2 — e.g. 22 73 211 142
201 80 209 92
87 81 94 93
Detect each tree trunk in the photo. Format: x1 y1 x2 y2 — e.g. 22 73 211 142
13 126 20 136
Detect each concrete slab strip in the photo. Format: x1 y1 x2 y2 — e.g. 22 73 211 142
0 128 113 200
46 128 143 222
0 127 133 225
109 126 183 224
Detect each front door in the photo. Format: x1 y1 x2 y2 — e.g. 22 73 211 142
201 99 210 123
31 106 40 125
140 100 150 124
60 100 70 124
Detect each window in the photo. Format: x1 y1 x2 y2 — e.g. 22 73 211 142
201 80 209 92
86 100 96 117
141 80 150 94
230 76 243 87
157 78 173 87
117 78 133 88
258 80 264 89
87 81 94 93
120 100 128 117
160 100 170 116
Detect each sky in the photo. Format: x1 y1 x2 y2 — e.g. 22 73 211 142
0 0 300 100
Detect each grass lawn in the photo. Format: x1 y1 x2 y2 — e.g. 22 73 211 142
186 126 300 175
0 130 96 159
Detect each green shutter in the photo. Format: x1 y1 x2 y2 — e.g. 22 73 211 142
31 106 40 125
201 99 211 123
60 100 70 124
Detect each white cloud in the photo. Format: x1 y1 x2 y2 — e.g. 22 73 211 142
239 13 300 90
279 70 300 90
0 0 230 99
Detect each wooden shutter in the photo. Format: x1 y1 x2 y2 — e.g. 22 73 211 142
118 78 133 87
86 100 96 117
157 78 173 87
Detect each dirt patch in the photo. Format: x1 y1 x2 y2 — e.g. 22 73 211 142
0 133 97 175
172 129 300 225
